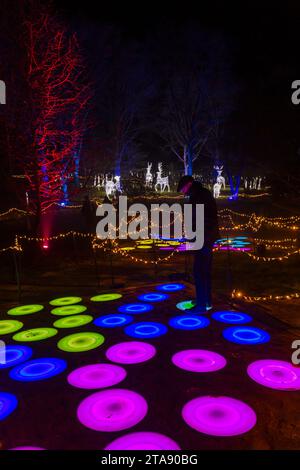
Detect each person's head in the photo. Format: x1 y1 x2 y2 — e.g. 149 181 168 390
177 175 194 195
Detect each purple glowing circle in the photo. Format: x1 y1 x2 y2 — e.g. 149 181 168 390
77 388 148 432
182 396 256 436
10 446 45 450
106 341 156 364
247 359 300 391
67 363 127 389
172 350 227 373
105 432 181 450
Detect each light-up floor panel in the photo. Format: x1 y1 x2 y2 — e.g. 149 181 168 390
57 332 105 352
247 359 300 390
9 358 67 382
182 396 257 436
77 388 148 432
105 432 181 450
172 350 227 372
222 326 270 345
105 341 156 364
125 322 167 339
0 320 23 335
13 328 58 342
67 363 127 389
7 305 44 316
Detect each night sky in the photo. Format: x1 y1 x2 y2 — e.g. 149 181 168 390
54 0 300 176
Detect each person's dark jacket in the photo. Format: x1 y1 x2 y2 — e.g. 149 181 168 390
186 181 220 246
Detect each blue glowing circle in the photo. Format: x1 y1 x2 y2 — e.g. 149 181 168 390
223 326 270 345
138 293 169 302
118 303 153 314
169 315 210 330
94 314 133 328
125 322 168 339
0 345 33 369
0 392 18 421
9 358 67 382
212 311 253 325
156 283 185 292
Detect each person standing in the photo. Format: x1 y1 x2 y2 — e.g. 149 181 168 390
177 175 220 313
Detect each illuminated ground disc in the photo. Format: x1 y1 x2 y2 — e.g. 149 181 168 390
118 303 153 314
169 315 210 330
105 432 181 450
49 296 82 306
182 396 257 436
247 359 300 390
138 293 169 302
13 328 58 342
0 345 33 369
53 315 93 329
68 363 127 389
10 447 45 450
223 326 270 345
90 293 122 302
125 322 167 339
136 239 153 244
106 341 156 364
176 300 195 311
120 247 135 251
50 305 87 316
10 358 67 382
94 314 133 328
7 305 44 316
0 392 18 420
212 311 253 324
0 320 23 335
156 283 185 292
58 332 105 352
137 245 152 249
172 350 227 372
77 388 148 432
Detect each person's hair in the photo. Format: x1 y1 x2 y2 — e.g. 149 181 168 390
177 175 194 192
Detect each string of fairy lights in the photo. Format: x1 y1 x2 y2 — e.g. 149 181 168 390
231 289 300 302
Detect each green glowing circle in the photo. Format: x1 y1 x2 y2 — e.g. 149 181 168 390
137 245 152 249
120 247 135 251
0 320 24 335
57 332 105 352
13 328 58 342
7 304 44 316
53 315 93 329
90 293 122 302
50 305 87 316
176 300 196 311
49 296 82 306
136 239 154 244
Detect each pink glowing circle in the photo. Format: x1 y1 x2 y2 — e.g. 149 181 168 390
182 396 256 436
105 341 156 364
247 359 300 390
172 350 227 372
10 446 45 450
105 432 181 450
77 388 148 432
67 363 127 389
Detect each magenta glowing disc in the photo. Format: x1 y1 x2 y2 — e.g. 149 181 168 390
10 446 45 450
182 396 257 436
105 341 156 364
67 363 127 389
77 388 148 432
105 432 181 450
247 359 300 390
172 350 227 373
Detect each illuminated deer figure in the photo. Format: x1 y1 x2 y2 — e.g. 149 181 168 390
105 175 115 198
155 162 170 192
145 162 153 187
214 165 226 189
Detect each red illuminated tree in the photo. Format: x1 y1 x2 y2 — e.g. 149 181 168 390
24 9 92 215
